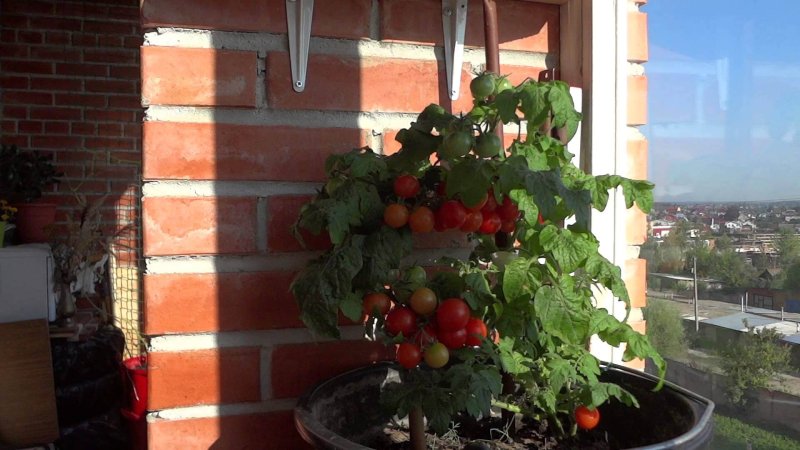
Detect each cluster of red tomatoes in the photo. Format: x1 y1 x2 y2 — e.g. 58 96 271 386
384 174 520 235
362 289 490 370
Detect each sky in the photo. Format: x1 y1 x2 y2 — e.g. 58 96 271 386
642 1 800 202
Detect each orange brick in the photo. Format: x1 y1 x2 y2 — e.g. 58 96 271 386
626 207 648 246
141 46 256 107
271 340 393 398
143 122 367 182
144 272 304 334
148 411 312 449
381 0 559 54
267 53 475 114
142 0 370 39
628 75 648 126
624 258 647 308
267 195 332 253
628 12 648 62
143 197 257 256
626 139 648 181
148 348 261 409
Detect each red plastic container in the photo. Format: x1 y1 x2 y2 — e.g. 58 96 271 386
123 356 148 417
122 356 148 450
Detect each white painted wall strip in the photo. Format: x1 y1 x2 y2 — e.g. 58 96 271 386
148 325 368 352
147 398 297 422
143 29 551 68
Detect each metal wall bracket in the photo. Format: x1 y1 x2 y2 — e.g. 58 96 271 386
442 0 468 100
286 0 314 93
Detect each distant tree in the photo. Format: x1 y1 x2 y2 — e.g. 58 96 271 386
774 229 800 266
709 249 757 288
720 327 791 408
715 235 733 252
642 299 687 359
780 261 800 290
724 205 740 221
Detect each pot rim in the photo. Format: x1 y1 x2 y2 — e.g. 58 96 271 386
294 361 715 450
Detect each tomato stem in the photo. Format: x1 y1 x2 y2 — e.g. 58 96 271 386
409 406 426 450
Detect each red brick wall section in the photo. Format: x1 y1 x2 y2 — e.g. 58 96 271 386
139 1 559 448
0 0 142 260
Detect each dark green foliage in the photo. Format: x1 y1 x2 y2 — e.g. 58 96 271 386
720 327 791 408
0 144 62 202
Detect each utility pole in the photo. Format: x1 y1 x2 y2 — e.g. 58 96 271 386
693 255 699 332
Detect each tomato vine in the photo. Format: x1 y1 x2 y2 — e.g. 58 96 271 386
290 74 664 437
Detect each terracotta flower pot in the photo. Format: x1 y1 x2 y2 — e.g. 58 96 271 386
15 202 57 243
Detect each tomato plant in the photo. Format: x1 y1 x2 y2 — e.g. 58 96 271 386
438 200 467 229
384 203 409 228
408 206 435 233
424 342 449 368
479 211 501 234
394 174 420 198
436 298 470 332
362 292 392 317
385 307 418 337
470 73 496 99
496 197 519 222
460 210 483 233
397 342 422 369
474 133 502 158
291 75 664 442
440 131 473 159
409 287 438 316
437 328 467 350
464 317 488 347
575 405 601 431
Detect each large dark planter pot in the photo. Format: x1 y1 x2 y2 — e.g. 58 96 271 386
295 362 714 450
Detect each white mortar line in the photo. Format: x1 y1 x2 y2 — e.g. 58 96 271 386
148 326 367 352
628 62 645 76
255 56 267 108
143 29 551 68
147 398 297 422
144 247 472 275
626 126 646 141
142 180 320 198
145 253 316 274
144 105 418 130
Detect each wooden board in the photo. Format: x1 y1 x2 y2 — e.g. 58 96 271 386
0 319 59 447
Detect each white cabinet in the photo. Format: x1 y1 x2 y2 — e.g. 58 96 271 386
0 244 57 323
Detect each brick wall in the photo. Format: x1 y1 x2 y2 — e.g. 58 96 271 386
623 0 650 369
140 1 558 447
0 0 142 246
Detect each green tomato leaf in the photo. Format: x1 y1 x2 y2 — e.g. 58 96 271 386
539 226 598 273
445 158 495 207
494 89 520 124
535 284 590 344
340 291 363 322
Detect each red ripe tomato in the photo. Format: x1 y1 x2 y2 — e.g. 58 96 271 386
362 292 392 317
496 197 520 222
396 342 422 369
433 210 447 232
481 191 498 212
463 192 488 212
439 200 467 229
384 203 409 228
538 213 545 225
408 206 435 233
575 405 601 430
460 210 483 233
479 211 502 234
438 328 467 349
394 174 420 198
385 307 418 337
500 220 516 233
436 298 470 332
464 317 488 347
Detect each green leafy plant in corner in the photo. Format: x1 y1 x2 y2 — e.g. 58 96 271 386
0 143 62 202
291 73 664 445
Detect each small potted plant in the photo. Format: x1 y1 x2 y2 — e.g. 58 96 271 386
0 199 17 247
0 143 62 243
291 75 713 449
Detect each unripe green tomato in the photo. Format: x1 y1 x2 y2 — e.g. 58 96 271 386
474 133 503 158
